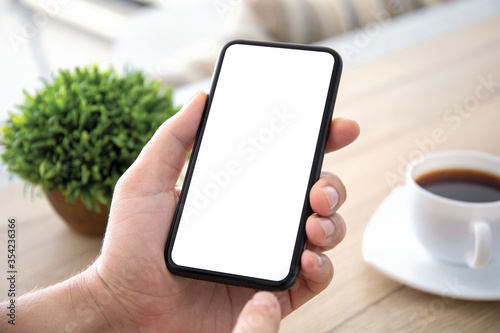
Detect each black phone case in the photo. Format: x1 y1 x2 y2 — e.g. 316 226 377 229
165 40 343 291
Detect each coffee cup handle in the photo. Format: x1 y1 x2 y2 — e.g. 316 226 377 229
465 221 492 268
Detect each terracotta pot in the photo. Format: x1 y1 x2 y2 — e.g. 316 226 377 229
45 189 109 237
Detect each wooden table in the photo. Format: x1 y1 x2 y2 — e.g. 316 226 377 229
282 13 500 333
1 12 500 333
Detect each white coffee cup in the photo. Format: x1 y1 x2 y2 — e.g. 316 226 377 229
406 150 500 268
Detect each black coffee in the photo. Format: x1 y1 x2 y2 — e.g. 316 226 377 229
415 168 500 203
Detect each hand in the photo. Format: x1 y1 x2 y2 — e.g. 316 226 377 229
1 91 358 332
81 91 359 332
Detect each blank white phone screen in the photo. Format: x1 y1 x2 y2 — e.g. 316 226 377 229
171 44 335 282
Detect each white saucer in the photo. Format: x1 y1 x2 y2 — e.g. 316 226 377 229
362 186 500 301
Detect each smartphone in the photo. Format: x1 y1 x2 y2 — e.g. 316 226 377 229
165 40 342 291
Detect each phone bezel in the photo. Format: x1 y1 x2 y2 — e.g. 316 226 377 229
165 39 343 291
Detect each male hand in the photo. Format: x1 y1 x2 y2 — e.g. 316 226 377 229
85 91 360 332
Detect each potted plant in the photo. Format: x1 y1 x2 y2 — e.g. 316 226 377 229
1 65 178 236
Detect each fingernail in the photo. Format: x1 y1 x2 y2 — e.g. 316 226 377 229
185 91 202 106
319 217 335 239
321 186 339 210
317 253 324 267
252 292 278 309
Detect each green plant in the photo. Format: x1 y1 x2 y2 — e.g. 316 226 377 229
1 65 178 212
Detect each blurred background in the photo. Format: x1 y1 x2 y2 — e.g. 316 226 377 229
3 0 497 189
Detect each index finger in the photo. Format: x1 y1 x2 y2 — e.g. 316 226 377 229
325 118 360 153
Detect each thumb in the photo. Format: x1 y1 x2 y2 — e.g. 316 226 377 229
104 91 206 247
233 292 282 333
121 90 207 194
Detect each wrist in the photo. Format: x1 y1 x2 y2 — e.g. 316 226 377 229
0 261 135 332
73 262 137 332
